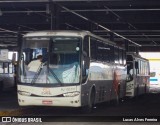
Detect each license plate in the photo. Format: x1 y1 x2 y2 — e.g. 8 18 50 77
42 100 52 105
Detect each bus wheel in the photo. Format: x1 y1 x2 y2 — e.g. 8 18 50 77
81 88 95 113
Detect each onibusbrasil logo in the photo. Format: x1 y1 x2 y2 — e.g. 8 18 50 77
1 117 42 123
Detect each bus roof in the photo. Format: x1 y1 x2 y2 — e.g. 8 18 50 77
24 30 116 46
24 30 89 37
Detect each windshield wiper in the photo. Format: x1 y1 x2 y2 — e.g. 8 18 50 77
48 68 62 84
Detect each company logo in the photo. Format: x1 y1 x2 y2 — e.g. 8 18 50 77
41 88 51 95
1 117 42 123
2 117 11 122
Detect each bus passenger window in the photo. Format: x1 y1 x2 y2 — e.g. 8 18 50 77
90 38 97 60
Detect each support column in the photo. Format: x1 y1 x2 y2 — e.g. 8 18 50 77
49 2 61 30
17 32 22 60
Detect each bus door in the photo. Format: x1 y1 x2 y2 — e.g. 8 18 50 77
126 61 134 96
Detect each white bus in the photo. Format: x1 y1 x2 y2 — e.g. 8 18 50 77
149 66 160 93
17 30 127 112
126 52 150 97
149 70 160 92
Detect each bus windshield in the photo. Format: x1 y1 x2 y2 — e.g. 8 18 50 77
19 36 81 85
127 62 133 75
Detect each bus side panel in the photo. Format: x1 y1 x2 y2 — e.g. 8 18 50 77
137 76 145 95
133 75 139 97
137 75 144 95
81 61 115 106
137 75 150 95
119 79 127 98
145 76 150 93
81 80 113 106
112 65 127 99
119 70 127 98
81 61 127 106
129 75 142 97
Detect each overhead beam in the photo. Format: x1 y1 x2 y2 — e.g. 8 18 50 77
97 37 160 42
62 14 160 24
0 0 134 2
62 8 160 12
0 16 49 24
58 3 141 46
94 30 160 33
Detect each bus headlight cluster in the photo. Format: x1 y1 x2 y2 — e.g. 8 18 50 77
19 91 31 96
63 91 80 97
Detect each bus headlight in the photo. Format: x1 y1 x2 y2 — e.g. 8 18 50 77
18 91 31 96
63 91 80 97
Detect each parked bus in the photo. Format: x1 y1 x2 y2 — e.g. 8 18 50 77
126 52 150 97
149 70 160 92
0 59 16 91
149 61 160 93
17 30 127 112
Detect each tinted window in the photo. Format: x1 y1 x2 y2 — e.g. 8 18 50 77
90 38 97 60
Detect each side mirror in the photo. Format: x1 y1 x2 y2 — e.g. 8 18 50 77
126 74 133 82
82 57 90 76
85 57 90 69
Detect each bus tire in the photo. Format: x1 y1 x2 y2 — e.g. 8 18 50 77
81 87 96 113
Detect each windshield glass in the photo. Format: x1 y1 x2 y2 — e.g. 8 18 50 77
127 62 133 75
19 36 81 85
126 61 134 82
